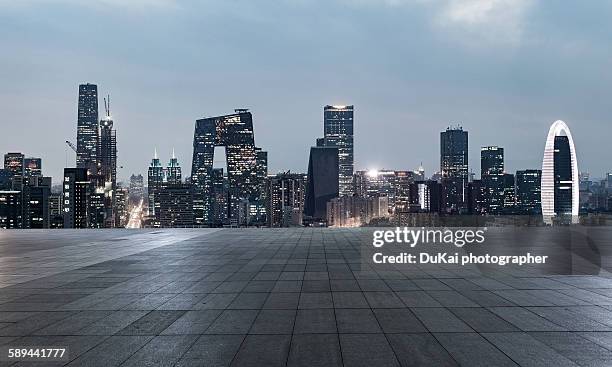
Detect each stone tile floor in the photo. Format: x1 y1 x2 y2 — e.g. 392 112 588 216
0 228 610 366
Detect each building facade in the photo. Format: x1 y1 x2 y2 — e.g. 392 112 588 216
267 172 306 227
76 84 99 173
304 146 339 224
440 126 468 213
516 169 542 214
62 168 89 229
481 146 504 214
323 105 354 197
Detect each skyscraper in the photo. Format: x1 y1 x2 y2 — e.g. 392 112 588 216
481 146 504 214
191 109 258 225
304 146 339 223
156 184 194 228
267 172 306 227
98 96 117 227
516 169 541 214
166 149 182 185
148 150 164 217
76 84 99 173
4 153 24 177
323 105 354 197
63 168 89 229
440 126 468 213
23 158 42 177
541 120 579 224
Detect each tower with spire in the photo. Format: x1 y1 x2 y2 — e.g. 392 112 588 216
148 148 164 217
166 148 182 185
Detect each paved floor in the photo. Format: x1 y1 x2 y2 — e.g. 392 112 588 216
0 228 611 366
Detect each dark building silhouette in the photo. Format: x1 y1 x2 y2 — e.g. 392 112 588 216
468 179 485 215
516 169 542 214
98 97 117 227
554 135 573 217
157 184 194 227
76 84 99 173
0 190 22 229
148 150 164 217
24 158 42 177
0 169 12 190
191 109 258 226
503 173 516 211
63 168 89 229
21 176 51 228
304 146 339 223
440 126 468 213
481 146 504 214
322 105 354 197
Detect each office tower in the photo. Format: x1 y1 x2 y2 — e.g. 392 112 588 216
88 190 106 228
49 192 64 228
440 126 469 213
516 169 542 214
24 158 42 177
467 179 485 215
166 149 182 185
481 146 505 214
148 150 164 216
304 146 339 223
129 174 144 205
211 168 228 226
63 168 89 229
4 153 24 177
0 190 22 228
409 180 442 213
156 184 194 227
267 172 306 227
503 173 516 211
541 120 579 224
0 169 12 190
252 148 268 225
98 96 117 227
76 84 99 173
191 109 258 225
394 171 417 212
115 187 128 228
21 176 51 228
322 105 354 197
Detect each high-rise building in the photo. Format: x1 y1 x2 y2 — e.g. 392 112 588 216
481 146 504 214
76 84 99 173
440 126 469 213
267 172 306 227
541 120 579 224
304 146 339 223
63 168 89 229
516 169 541 214
211 168 228 226
467 179 485 215
503 173 516 211
115 187 128 228
0 169 11 190
21 176 51 228
4 153 24 177
191 109 258 225
394 171 417 212
98 96 117 227
0 190 22 229
49 192 64 228
166 149 182 185
148 150 164 217
322 105 354 197
156 184 194 228
24 158 42 177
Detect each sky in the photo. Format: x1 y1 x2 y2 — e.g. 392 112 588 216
1 0 611 183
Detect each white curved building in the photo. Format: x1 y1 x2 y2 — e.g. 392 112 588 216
541 120 579 224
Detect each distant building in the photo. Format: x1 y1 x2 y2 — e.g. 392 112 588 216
191 110 259 226
516 169 542 214
4 153 24 177
24 157 42 177
0 190 22 228
115 187 128 228
327 195 389 227
62 168 89 229
21 176 51 228
541 120 579 224
467 179 485 215
481 146 504 214
322 105 354 197
440 126 468 213
98 97 117 228
148 150 164 217
166 150 182 185
304 146 339 224
49 192 64 228
157 184 194 227
129 174 144 205
267 172 306 227
76 83 99 173
211 168 228 226
503 173 516 211
0 169 11 190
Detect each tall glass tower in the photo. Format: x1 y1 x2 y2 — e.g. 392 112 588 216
166 149 182 185
440 126 468 213
148 150 164 217
76 84 99 173
481 146 504 214
323 105 354 197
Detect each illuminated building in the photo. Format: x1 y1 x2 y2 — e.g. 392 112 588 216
76 84 99 173
440 126 468 213
191 109 258 226
516 169 541 214
156 184 194 228
166 149 182 185
148 150 164 217
267 172 306 227
0 190 22 229
322 105 354 197
481 146 504 214
24 158 42 177
63 168 89 229
541 120 579 224
4 153 24 177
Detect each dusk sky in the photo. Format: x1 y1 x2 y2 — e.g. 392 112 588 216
1 0 611 183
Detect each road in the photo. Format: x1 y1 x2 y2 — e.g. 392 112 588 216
126 199 144 228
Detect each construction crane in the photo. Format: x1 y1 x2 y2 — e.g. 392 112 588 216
65 140 77 153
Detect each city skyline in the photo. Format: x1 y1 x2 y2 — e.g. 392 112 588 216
1 1 611 182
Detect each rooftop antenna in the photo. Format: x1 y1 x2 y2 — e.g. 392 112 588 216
154 147 158 160
104 95 111 117
172 148 176 159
